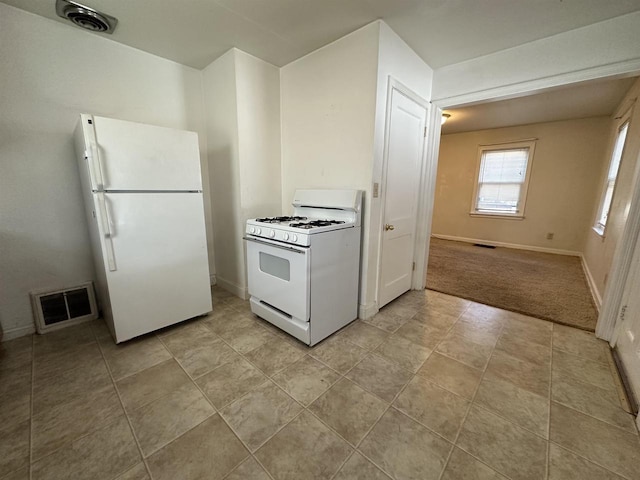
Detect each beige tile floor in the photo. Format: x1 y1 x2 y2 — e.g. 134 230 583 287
1 287 639 480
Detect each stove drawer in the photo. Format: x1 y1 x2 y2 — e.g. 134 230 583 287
245 237 310 322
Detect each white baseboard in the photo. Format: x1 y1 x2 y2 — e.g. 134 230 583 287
358 302 379 320
216 276 249 300
581 255 602 311
1 324 35 342
209 274 217 286
432 234 581 257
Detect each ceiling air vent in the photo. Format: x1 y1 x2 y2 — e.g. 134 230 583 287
55 0 118 34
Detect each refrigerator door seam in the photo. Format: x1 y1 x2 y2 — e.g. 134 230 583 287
94 190 203 194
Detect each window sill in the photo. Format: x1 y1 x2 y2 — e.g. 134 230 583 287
469 212 525 220
592 225 606 239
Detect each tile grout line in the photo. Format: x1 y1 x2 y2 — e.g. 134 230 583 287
338 297 475 480
549 397 639 434
22 291 611 480
24 291 604 480
547 348 639 433
435 310 507 480
29 333 35 480
154 331 219 412
223 300 416 479
153 326 271 480
438 310 558 479
544 343 638 480
248 294 628 477
546 323 555 480
455 346 555 441
93 327 155 480
305 337 403 479
22 334 116 471
545 439 635 480
123 300 264 480
177 307 311 479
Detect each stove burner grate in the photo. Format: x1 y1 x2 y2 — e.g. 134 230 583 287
255 216 307 224
290 219 346 229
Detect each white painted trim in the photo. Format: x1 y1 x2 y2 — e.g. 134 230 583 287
431 234 581 257
433 58 640 109
581 255 602 311
358 302 379 320
209 274 217 286
215 276 248 300
598 148 640 343
2 324 35 341
414 102 442 290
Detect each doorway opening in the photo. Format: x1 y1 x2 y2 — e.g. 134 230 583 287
426 76 639 332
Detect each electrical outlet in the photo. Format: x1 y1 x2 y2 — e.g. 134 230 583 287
546 232 554 240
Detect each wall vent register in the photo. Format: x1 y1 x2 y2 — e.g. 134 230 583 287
31 282 98 334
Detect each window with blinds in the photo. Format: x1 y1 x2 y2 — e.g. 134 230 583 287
595 121 629 234
471 140 536 218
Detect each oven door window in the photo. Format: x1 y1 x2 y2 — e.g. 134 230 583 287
259 252 290 281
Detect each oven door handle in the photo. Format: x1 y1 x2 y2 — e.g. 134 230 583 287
244 236 308 254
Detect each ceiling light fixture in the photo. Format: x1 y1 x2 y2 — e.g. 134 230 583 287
441 113 451 125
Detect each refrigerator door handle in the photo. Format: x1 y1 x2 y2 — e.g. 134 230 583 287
103 196 116 237
89 141 106 190
84 116 105 190
97 192 117 271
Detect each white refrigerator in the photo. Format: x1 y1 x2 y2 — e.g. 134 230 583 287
74 114 212 343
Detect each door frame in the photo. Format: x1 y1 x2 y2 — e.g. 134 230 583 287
597 148 640 343
428 69 640 341
376 76 436 305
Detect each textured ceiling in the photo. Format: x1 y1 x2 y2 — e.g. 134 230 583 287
3 0 640 69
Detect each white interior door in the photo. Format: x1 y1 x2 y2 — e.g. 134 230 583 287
103 192 211 341
90 115 202 191
615 232 640 411
378 84 428 308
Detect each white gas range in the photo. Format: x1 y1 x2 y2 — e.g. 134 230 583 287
245 189 362 346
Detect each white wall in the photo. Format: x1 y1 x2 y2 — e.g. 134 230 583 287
432 118 610 253
366 22 434 315
203 49 281 298
280 23 380 314
0 4 213 340
235 50 282 226
583 78 640 303
202 50 242 294
280 21 433 316
432 12 640 107
280 23 380 210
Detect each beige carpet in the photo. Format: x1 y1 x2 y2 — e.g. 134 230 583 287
426 238 598 331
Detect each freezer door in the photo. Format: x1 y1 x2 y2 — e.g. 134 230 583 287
100 192 211 342
87 115 202 191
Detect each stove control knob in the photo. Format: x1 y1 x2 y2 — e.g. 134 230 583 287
250 227 255 234
292 234 298 242
256 228 261 235
269 230 275 238
283 233 289 241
